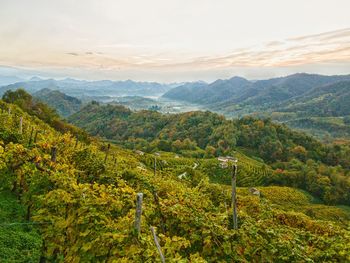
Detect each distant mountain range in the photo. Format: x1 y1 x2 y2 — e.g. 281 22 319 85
0 78 180 99
163 77 249 106
276 81 350 116
163 73 350 116
162 73 350 140
2 72 350 140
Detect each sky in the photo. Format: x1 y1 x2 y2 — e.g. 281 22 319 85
0 0 349 82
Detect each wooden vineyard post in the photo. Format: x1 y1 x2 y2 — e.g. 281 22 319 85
134 193 143 235
112 155 118 174
154 156 156 176
28 127 34 146
19 117 23 134
113 155 117 169
153 191 166 234
75 136 79 148
150 226 165 263
33 130 39 144
232 163 238 230
51 147 57 163
8 107 11 115
104 143 110 163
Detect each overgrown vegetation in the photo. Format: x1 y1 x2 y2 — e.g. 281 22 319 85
0 191 42 262
163 74 350 141
2 89 89 142
0 90 350 261
69 102 350 205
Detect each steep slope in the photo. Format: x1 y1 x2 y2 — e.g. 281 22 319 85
163 73 350 114
2 89 89 141
163 73 350 140
163 77 250 105
255 81 350 140
161 81 207 102
279 81 350 117
197 77 250 105
1 99 350 262
69 103 350 205
213 73 350 113
33 88 82 117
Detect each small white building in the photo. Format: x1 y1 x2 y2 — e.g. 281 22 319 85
135 150 145 156
218 156 238 168
178 172 187 179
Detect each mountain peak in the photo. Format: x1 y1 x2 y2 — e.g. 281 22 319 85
30 76 42 81
229 76 249 82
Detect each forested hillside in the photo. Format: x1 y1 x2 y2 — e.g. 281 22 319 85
3 73 349 140
33 88 82 117
277 81 350 117
163 74 350 140
69 102 350 206
2 89 89 141
163 73 350 111
1 92 350 262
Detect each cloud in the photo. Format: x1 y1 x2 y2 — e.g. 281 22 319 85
167 27 350 69
66 52 79 56
83 28 350 70
1 28 349 82
288 28 350 42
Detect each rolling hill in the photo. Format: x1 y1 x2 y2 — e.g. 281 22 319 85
252 81 350 140
163 73 350 114
1 90 350 261
33 88 83 117
68 102 350 205
278 81 350 117
163 73 350 140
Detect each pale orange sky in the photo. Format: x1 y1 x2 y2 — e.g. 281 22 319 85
0 0 349 82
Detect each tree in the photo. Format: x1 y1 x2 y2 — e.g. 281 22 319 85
3 89 33 109
291 146 307 161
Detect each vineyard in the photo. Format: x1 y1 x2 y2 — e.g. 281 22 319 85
1 100 350 262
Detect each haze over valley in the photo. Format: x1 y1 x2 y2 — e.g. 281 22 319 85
2 72 349 141
0 0 350 262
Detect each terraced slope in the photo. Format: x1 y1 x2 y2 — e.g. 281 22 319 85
0 100 350 262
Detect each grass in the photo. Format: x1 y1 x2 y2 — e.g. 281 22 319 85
252 186 350 223
0 190 42 263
